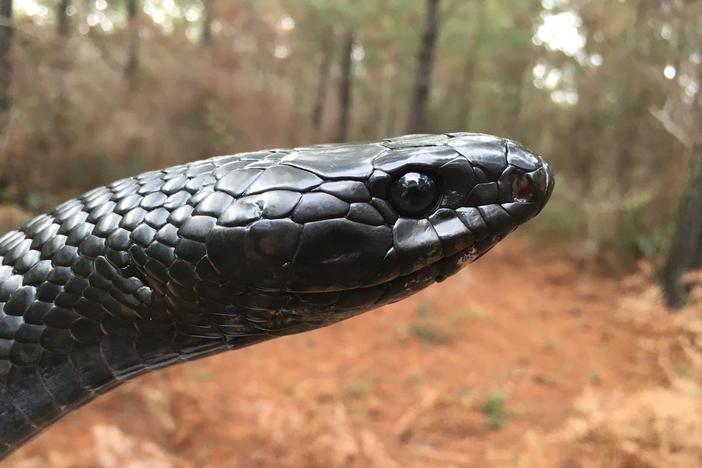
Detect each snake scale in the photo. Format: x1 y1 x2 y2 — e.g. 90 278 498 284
0 132 553 456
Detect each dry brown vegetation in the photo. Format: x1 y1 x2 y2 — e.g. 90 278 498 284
551 267 702 467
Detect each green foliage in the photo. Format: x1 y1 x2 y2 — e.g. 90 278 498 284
588 368 602 385
453 307 492 321
606 191 675 262
411 299 453 344
410 323 452 345
674 362 691 379
544 337 559 353
205 99 237 149
342 378 375 400
480 389 509 431
520 177 585 242
415 299 435 319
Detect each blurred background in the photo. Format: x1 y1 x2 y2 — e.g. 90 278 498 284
1 0 702 466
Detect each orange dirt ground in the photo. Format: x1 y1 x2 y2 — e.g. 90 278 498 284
5 238 648 468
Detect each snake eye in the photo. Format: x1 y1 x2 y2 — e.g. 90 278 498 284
390 172 439 217
511 170 535 202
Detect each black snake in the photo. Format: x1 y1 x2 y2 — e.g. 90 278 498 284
0 132 553 457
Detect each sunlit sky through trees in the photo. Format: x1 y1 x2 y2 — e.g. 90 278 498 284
10 0 697 122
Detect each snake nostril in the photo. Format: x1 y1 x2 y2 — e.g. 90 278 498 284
510 170 535 202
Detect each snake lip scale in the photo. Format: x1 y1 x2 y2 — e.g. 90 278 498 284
0 132 553 456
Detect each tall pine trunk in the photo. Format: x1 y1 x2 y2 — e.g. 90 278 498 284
456 59 477 130
0 0 12 133
661 145 702 308
124 0 140 83
407 0 440 134
659 43 702 309
54 0 72 153
201 0 213 46
57 0 70 37
310 28 333 138
456 0 485 130
334 30 354 142
385 103 398 137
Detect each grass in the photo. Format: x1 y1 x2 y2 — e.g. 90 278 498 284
406 372 426 388
411 323 453 344
453 306 492 320
343 379 375 400
411 299 454 344
186 366 215 382
480 389 509 431
409 301 494 345
415 299 435 319
674 362 691 378
589 370 602 386
544 337 560 352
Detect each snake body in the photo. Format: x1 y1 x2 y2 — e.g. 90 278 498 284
0 133 553 456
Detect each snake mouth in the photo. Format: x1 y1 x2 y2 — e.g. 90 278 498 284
357 248 486 310
316 239 499 309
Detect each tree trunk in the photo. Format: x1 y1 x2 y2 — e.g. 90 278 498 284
54 0 72 150
661 145 702 309
386 104 398 137
376 63 394 139
456 0 485 129
456 58 477 130
407 0 441 134
334 30 354 143
124 0 140 83
0 0 12 133
310 28 333 138
613 1 651 197
57 0 70 37
287 71 305 146
360 74 383 140
201 0 213 46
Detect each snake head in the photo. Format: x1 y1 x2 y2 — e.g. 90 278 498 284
204 133 553 324
361 133 554 292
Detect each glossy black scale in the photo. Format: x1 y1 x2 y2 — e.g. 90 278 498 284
0 132 553 457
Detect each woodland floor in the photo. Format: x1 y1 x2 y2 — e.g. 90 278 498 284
1 222 688 467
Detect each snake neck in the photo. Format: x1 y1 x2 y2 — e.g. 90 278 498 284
0 241 241 455
0 164 335 455
0 194 260 456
